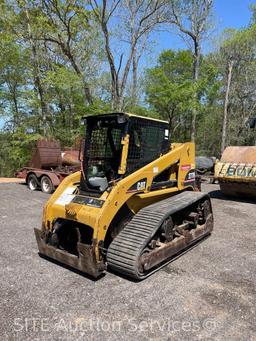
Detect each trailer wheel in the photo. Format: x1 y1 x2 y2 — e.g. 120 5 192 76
41 176 54 194
27 174 38 191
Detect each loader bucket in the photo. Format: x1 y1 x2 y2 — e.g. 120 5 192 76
215 146 256 197
34 228 106 278
221 146 256 164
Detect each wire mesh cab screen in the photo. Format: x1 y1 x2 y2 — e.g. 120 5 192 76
83 114 127 186
126 117 169 174
81 114 169 194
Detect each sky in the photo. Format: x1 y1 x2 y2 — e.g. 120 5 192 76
0 0 254 129
214 0 252 32
148 0 254 61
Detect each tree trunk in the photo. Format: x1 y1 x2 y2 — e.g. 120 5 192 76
24 7 47 136
221 60 233 154
63 49 93 105
100 19 120 110
118 43 136 110
131 53 138 107
8 82 19 128
114 95 123 111
191 39 200 142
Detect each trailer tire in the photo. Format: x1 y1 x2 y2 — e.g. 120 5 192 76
27 173 38 191
41 176 54 194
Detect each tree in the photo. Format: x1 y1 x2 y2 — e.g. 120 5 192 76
145 50 194 139
23 3 49 135
165 0 213 141
217 26 256 151
220 35 234 153
0 2 29 130
194 54 222 156
89 0 166 110
39 0 102 105
1 0 256 177
145 49 219 142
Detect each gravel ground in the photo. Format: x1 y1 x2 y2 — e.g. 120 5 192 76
0 182 255 341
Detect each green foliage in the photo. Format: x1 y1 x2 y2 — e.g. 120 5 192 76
214 24 256 148
0 129 42 176
145 50 195 137
0 1 106 175
0 1 256 176
145 49 220 145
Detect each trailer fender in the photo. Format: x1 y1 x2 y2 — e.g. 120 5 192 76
40 173 60 187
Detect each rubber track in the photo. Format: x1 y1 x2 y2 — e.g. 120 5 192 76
107 191 210 279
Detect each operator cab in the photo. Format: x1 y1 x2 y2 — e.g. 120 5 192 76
80 113 169 195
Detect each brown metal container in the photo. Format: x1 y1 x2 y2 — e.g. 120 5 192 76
29 139 62 169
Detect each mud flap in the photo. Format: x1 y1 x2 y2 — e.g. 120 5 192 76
34 228 106 278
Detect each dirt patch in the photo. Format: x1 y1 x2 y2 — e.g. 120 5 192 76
0 178 25 183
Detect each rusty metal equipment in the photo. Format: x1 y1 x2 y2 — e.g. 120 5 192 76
16 139 79 193
215 146 256 196
28 139 79 168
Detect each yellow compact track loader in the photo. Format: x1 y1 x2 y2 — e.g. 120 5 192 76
34 113 213 279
